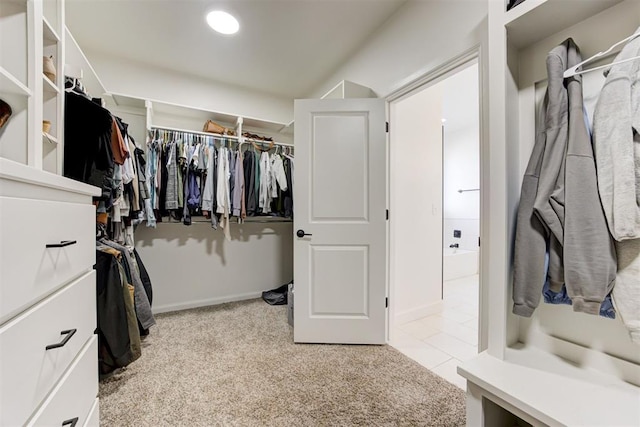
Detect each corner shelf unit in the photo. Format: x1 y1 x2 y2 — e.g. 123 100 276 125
460 0 640 425
0 0 65 175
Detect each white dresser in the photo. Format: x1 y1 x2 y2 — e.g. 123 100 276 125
0 158 101 427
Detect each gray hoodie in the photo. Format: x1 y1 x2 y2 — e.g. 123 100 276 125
513 38 617 316
593 28 640 342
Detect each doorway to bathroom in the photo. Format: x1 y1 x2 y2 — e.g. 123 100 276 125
387 58 480 389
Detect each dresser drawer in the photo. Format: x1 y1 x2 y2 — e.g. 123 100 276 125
83 399 100 427
27 335 99 427
0 196 96 324
0 271 96 427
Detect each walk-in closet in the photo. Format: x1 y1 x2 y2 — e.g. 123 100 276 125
1 0 638 426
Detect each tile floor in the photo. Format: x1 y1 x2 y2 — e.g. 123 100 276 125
390 274 479 389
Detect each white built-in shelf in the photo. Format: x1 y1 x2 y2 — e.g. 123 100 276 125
42 132 58 145
108 93 146 109
504 0 626 48
0 67 32 97
459 347 640 427
0 158 101 197
42 75 59 95
42 17 60 45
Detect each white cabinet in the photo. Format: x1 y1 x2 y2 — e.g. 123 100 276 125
459 1 640 425
0 159 100 423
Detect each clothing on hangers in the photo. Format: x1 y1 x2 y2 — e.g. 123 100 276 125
100 238 156 330
95 248 139 376
512 38 617 318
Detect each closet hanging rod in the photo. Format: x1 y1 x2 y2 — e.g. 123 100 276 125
149 125 239 140
161 218 293 224
149 125 294 147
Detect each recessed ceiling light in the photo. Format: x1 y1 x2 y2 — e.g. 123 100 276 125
206 11 239 35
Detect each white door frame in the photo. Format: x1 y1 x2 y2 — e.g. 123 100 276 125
385 46 487 351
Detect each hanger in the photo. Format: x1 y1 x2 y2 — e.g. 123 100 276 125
65 77 78 93
252 140 274 152
564 31 640 78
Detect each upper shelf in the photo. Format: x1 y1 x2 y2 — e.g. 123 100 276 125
107 91 291 134
42 17 60 46
0 66 32 97
504 0 626 48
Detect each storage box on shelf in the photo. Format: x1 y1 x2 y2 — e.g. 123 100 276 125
459 1 640 425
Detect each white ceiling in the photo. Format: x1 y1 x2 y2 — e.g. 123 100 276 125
65 0 407 99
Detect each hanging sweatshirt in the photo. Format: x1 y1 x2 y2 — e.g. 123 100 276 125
216 146 231 215
271 153 288 196
562 40 617 315
513 38 617 317
232 150 245 218
593 28 640 241
244 151 257 216
165 140 179 210
512 98 552 316
593 28 640 343
259 151 272 213
217 146 231 240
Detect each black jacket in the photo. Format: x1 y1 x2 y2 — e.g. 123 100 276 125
64 92 114 201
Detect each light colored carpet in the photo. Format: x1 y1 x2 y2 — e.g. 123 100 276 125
99 299 466 426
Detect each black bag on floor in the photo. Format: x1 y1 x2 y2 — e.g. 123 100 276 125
261 282 292 305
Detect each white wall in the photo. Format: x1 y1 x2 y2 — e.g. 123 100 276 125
443 126 480 252
391 82 443 325
135 223 293 313
84 50 294 125
308 0 488 98
106 105 147 148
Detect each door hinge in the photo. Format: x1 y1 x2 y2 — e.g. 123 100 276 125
385 297 389 308
386 122 389 133
386 209 389 220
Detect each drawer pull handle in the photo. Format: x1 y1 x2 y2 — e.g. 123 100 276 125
46 240 77 248
62 417 78 427
46 329 77 350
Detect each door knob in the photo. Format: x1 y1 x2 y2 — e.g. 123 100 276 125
296 229 313 238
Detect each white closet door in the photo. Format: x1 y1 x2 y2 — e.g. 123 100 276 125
293 98 387 344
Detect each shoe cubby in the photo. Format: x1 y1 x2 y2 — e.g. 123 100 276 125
40 0 64 174
0 93 29 164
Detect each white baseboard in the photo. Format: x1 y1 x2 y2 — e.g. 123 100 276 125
395 301 443 325
152 291 264 314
